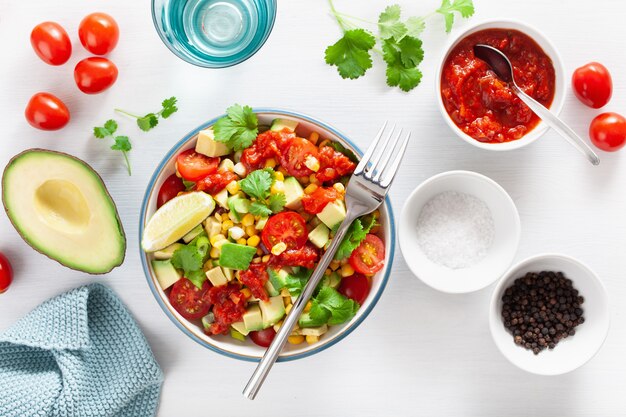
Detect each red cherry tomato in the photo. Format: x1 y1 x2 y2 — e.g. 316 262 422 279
572 62 612 109
338 273 370 305
168 278 212 320
25 92 70 131
0 253 13 294
277 137 319 177
157 174 185 208
301 187 339 214
74 57 118 94
30 22 72 65
349 234 385 275
589 112 626 152
249 328 276 347
262 212 308 250
78 12 119 55
195 171 238 194
175 149 219 182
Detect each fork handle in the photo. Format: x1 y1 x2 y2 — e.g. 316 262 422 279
243 213 357 400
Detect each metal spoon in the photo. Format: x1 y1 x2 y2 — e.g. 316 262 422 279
473 44 600 166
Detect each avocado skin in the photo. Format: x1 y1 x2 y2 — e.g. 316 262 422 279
2 148 126 274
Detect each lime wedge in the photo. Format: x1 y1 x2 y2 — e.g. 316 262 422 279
142 192 215 252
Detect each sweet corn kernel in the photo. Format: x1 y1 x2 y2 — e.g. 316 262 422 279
247 235 261 247
283 297 291 307
309 174 320 185
252 257 262 264
308 131 319 144
274 171 285 182
240 288 251 298
209 247 220 258
324 268 332 276
288 335 304 345
221 220 234 232
221 213 230 221
210 234 226 245
233 162 247 177
304 301 312 312
330 260 340 271
341 264 355 277
262 255 271 263
213 239 228 248
225 180 240 195
306 335 319 344
219 158 235 172
304 155 320 172
271 242 287 255
264 158 277 168
236 238 247 245
203 260 213 271
304 183 318 195
241 213 255 227
245 226 257 236
270 181 285 194
333 182 345 193
280 288 290 297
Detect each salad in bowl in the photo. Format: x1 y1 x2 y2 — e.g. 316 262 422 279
140 106 394 361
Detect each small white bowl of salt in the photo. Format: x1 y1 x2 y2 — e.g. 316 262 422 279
399 171 520 294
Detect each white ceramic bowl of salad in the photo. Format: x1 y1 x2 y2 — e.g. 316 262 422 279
139 108 395 361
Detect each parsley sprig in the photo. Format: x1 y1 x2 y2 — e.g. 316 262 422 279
93 119 132 175
213 104 259 151
325 0 475 91
115 97 178 131
239 169 286 217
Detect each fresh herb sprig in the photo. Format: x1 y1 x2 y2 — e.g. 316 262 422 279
115 97 178 131
214 104 259 151
325 0 475 91
309 286 359 326
170 233 210 289
239 168 286 217
93 119 132 175
334 216 377 260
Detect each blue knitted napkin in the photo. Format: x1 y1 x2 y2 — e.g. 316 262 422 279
0 283 163 417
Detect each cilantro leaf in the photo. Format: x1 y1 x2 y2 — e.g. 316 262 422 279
315 286 346 310
171 244 204 274
325 29 376 79
334 216 377 260
110 136 131 152
93 120 133 175
115 97 178 132
104 119 118 134
310 286 359 325
160 97 178 118
186 269 207 289
213 104 259 151
309 301 331 325
436 0 475 32
397 36 424 67
268 193 286 213
383 38 423 92
249 201 273 217
93 126 110 138
378 4 407 41
285 268 311 296
182 179 196 191
240 169 272 200
405 16 426 37
328 298 359 325
137 113 159 131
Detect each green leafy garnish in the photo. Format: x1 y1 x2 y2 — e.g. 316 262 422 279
93 119 132 175
334 216 377 260
170 233 210 288
249 202 273 217
310 287 359 326
213 104 259 151
240 168 285 216
268 193 287 213
267 267 312 297
115 97 179 132
326 0 474 91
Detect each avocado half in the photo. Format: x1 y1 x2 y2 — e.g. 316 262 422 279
2 149 126 274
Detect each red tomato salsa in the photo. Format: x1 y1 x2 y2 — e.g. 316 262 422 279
440 28 556 143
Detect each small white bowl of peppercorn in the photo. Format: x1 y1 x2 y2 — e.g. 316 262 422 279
489 254 610 375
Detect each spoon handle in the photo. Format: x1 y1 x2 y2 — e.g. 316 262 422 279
512 86 600 165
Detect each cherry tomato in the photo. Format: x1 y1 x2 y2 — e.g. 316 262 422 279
316 146 356 183
302 187 339 214
572 62 612 109
268 243 319 269
262 212 308 250
25 92 70 131
175 149 219 181
277 137 319 177
239 263 269 302
196 171 238 194
349 234 385 275
78 12 119 55
30 22 72 65
157 174 185 208
0 253 13 294
249 328 276 347
168 278 212 320
74 57 118 94
589 112 626 152
338 273 370 305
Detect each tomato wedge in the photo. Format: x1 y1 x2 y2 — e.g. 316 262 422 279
302 187 339 214
196 171 238 194
262 212 308 250
176 149 219 181
277 137 319 177
349 234 385 275
168 278 211 320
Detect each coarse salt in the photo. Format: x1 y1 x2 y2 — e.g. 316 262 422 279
416 191 495 269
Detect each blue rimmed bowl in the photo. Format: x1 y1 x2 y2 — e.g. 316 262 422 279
139 109 395 362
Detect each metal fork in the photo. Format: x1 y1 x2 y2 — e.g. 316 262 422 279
243 122 411 400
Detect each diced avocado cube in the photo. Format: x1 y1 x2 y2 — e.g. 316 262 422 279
228 195 251 221
321 271 341 289
195 128 230 157
283 177 304 209
264 280 280 297
218 243 256 270
201 312 215 330
153 243 183 260
255 217 268 231
301 324 328 336
243 305 265 332
317 199 346 229
205 266 228 287
213 188 229 209
231 321 250 336
260 296 286 327
298 310 330 328
230 327 246 341
268 268 290 291
308 223 330 248
151 260 182 290
270 118 298 132
222 267 235 281
204 217 222 238
182 224 204 243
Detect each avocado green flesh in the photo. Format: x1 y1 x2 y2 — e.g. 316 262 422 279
2 149 126 274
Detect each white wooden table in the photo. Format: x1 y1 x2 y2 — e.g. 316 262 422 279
1 0 625 415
